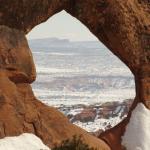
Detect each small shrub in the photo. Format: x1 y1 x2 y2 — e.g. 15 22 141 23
52 135 97 150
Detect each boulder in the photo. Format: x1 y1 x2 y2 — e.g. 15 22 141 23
73 108 96 123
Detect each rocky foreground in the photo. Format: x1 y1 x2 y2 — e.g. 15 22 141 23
58 99 133 135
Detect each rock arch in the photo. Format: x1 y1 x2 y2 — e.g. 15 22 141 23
0 0 150 150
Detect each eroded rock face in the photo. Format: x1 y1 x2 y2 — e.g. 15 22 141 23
0 26 36 83
0 0 150 150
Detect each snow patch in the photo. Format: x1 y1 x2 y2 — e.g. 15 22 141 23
0 133 50 150
122 103 150 150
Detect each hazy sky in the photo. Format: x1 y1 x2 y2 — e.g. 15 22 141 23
26 10 98 41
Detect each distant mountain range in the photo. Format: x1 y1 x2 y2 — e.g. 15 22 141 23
28 37 102 50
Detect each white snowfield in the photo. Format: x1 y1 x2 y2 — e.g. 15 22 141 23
122 103 150 150
0 133 50 150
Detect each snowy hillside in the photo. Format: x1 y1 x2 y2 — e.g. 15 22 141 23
29 38 135 107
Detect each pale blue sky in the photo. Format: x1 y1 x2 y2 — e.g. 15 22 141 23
27 10 98 41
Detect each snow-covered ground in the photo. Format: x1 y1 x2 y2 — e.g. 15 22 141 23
0 133 50 150
58 100 132 132
122 103 150 150
74 116 123 132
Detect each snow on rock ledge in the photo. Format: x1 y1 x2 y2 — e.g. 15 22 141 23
0 133 50 150
122 103 150 150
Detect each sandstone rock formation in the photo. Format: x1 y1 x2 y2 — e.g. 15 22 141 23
0 0 150 150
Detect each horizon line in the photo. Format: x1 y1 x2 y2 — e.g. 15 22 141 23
27 36 99 42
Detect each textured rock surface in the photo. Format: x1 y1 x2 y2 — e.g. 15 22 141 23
0 26 36 83
73 108 97 123
0 0 150 150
